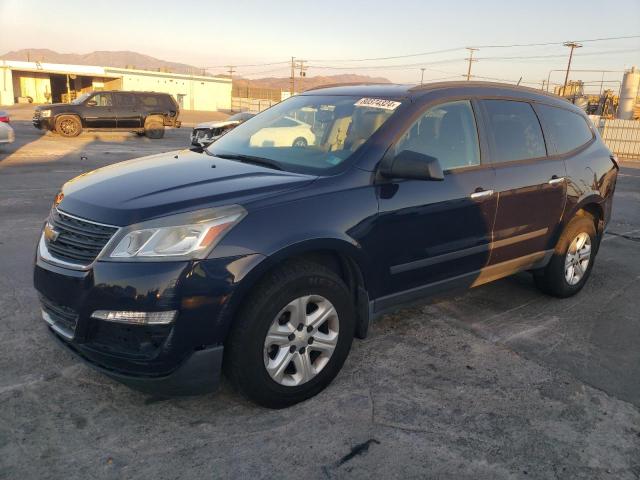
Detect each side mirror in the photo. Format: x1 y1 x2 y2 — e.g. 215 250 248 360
86 100 97 107
381 150 444 181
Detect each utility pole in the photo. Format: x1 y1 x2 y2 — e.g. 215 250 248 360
541 79 546 91
420 68 426 85
562 42 582 96
290 57 295 96
465 48 478 81
297 59 307 92
226 65 236 81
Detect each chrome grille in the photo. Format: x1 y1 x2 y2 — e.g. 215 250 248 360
44 209 118 265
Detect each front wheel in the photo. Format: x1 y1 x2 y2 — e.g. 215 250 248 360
224 260 356 408
534 215 598 298
55 115 82 137
292 137 307 147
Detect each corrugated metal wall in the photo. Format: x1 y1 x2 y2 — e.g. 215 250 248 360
589 116 640 159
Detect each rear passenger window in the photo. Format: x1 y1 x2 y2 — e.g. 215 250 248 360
535 104 593 154
396 100 480 170
482 100 546 162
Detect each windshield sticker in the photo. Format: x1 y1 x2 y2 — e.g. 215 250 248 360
354 98 401 110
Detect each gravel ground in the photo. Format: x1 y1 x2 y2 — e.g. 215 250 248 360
0 115 639 479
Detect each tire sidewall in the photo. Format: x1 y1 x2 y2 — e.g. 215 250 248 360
56 115 82 137
145 120 165 139
230 269 355 406
548 216 598 296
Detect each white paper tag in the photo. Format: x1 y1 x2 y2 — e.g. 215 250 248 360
354 98 401 110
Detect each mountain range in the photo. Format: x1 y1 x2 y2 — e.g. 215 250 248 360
1 49 390 90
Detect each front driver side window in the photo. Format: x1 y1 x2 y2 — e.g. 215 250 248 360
91 93 113 107
396 100 480 170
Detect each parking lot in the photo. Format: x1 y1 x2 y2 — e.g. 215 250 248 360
1 112 639 479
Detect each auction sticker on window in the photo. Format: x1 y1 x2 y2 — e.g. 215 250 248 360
354 98 401 110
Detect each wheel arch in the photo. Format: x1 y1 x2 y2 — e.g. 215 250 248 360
566 193 606 235
223 238 374 341
53 112 83 127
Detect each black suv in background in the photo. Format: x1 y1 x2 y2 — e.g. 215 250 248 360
33 91 181 139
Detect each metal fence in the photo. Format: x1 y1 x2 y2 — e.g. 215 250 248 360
231 97 278 113
589 116 640 159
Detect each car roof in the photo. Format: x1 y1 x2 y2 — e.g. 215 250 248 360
303 81 576 111
93 91 172 96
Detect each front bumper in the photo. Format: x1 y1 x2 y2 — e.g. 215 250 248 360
33 116 54 130
49 327 223 395
34 251 264 395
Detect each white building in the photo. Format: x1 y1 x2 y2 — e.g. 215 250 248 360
0 60 231 112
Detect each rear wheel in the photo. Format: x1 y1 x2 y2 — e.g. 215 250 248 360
224 260 356 408
534 215 597 298
144 119 165 139
55 115 82 137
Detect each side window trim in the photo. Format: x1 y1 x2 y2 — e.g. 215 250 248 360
477 99 549 165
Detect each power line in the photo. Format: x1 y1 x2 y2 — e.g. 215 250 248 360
476 48 639 61
308 34 639 64
475 34 640 48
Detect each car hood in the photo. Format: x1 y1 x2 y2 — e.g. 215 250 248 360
194 120 241 129
36 103 69 110
57 149 317 226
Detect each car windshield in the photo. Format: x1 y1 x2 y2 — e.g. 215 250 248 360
207 95 400 174
227 112 253 122
71 93 91 105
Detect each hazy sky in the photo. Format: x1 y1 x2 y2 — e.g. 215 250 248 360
1 0 639 90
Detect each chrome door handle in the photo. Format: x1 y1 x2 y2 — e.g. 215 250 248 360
548 177 565 185
470 189 494 199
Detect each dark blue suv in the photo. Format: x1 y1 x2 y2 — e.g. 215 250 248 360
34 83 618 408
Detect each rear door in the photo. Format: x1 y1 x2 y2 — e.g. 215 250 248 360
373 99 498 308
114 93 142 128
83 93 116 129
479 99 566 266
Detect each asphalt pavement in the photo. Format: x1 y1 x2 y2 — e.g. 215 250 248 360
0 115 638 479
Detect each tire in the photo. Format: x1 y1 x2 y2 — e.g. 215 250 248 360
292 137 307 147
55 115 82 137
144 120 165 139
534 215 598 298
135 131 145 137
224 260 356 408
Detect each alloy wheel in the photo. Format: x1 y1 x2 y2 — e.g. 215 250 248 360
564 232 591 285
263 295 339 386
60 119 78 136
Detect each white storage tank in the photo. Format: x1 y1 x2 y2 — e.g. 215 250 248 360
618 66 640 120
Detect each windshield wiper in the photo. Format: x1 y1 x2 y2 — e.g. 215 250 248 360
211 152 283 171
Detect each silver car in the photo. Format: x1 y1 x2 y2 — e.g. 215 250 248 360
0 111 15 146
190 112 254 149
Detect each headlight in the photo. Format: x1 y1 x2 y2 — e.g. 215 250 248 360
40 110 51 118
105 205 246 261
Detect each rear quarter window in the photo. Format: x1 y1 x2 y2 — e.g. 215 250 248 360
535 104 593 155
138 95 159 107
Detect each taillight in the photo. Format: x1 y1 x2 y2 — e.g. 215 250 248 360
0 116 9 123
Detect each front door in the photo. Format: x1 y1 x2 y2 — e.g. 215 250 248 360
114 93 142 129
83 93 116 129
373 100 498 310
478 99 567 266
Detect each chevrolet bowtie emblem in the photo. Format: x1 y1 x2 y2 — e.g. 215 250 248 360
44 223 60 242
